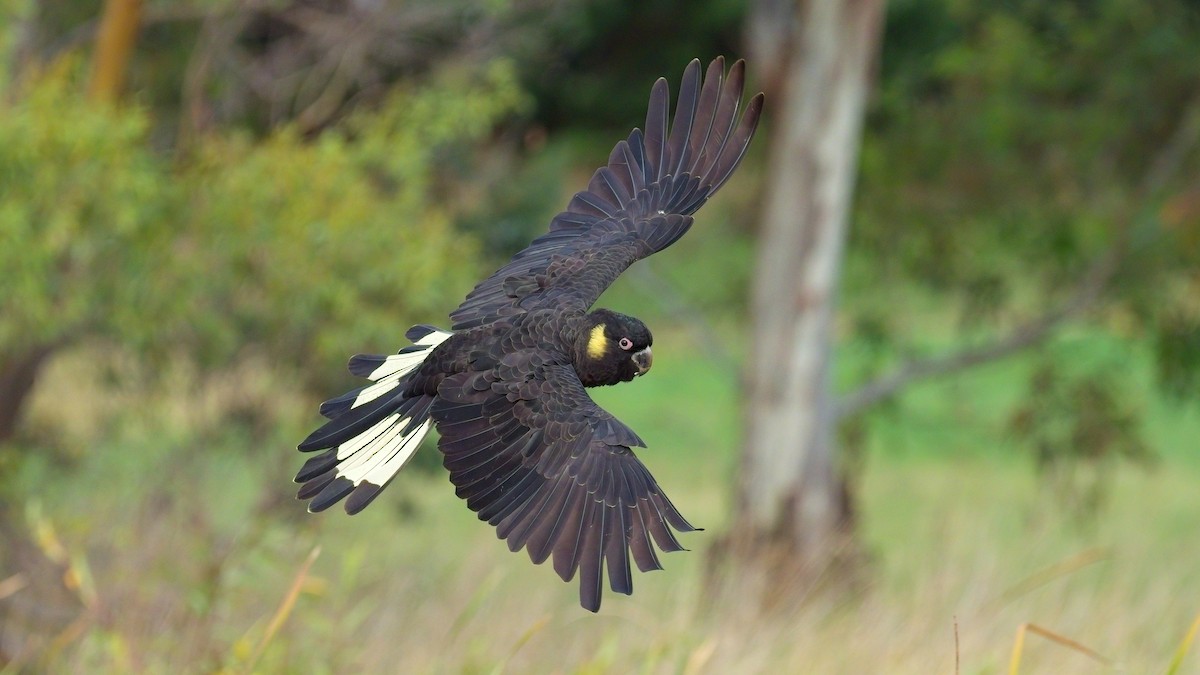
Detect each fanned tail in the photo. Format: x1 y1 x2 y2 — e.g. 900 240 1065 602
295 325 452 514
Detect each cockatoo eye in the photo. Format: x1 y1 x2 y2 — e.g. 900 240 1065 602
618 337 634 351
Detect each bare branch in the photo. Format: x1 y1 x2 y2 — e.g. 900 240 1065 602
836 251 1116 418
837 94 1200 420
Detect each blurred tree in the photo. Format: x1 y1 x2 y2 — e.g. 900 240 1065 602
2 8 521 663
0 0 143 444
725 0 1200 591
843 0 1200 408
838 0 1200 509
0 61 171 444
175 60 524 381
1009 358 1154 521
0 38 523 446
722 0 886 594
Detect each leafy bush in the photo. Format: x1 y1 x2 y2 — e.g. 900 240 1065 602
177 60 526 375
2 56 523 370
0 60 176 354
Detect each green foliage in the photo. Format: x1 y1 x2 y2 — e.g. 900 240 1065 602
177 60 526 373
847 0 1200 505
0 60 176 353
1156 314 1200 401
1009 357 1153 520
0 58 523 383
857 0 1200 303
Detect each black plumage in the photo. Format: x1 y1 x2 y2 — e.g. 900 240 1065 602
295 57 763 611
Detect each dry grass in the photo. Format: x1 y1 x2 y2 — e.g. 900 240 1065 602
9 455 1197 674
5 347 1200 674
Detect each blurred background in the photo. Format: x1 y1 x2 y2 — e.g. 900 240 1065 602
2 0 1200 672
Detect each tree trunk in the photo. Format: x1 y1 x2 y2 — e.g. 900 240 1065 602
0 347 55 444
0 348 64 666
725 0 886 596
88 0 142 103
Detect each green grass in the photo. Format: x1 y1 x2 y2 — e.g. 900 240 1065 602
7 328 1200 673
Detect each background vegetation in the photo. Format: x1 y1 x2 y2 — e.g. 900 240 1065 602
2 0 1199 672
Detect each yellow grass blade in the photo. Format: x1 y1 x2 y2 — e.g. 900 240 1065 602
489 615 551 675
1008 623 1027 675
24 500 97 609
241 545 321 675
25 500 67 564
1008 622 1111 675
999 547 1110 604
64 551 98 611
683 638 717 675
45 614 94 659
1164 610 1200 675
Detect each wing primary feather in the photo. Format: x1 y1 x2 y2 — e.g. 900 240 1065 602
696 58 739 181
644 500 686 553
522 476 575 565
605 499 633 595
552 486 591 583
627 128 647 176
589 167 629 208
442 423 521 472
609 141 641 197
644 78 669 184
628 504 663 572
569 190 617 218
578 498 606 612
615 460 663 571
685 57 725 176
453 449 521 496
708 92 765 193
656 489 700 532
616 141 643 195
623 466 687 553
496 469 558 544
504 471 563 556
457 458 520 511
695 59 745 182
667 59 702 180
482 467 543 526
612 455 635 504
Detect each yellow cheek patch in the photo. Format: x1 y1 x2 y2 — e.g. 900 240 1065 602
587 324 609 359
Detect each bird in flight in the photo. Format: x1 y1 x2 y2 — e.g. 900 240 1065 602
294 57 763 612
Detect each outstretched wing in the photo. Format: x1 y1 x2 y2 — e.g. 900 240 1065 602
431 352 696 612
450 57 764 330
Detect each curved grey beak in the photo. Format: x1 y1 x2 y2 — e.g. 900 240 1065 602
632 347 653 376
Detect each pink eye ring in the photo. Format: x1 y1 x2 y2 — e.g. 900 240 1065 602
618 337 633 350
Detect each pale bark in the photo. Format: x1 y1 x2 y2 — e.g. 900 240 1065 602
732 0 885 573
